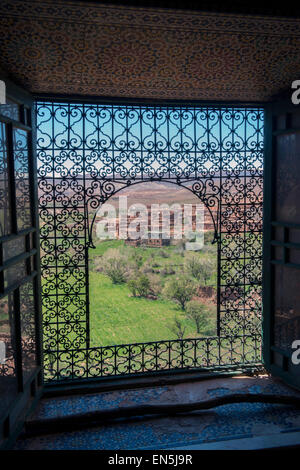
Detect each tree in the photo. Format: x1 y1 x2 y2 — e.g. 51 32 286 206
102 248 129 284
164 276 196 310
128 274 150 297
171 316 186 340
185 254 214 285
200 256 215 285
186 300 209 334
136 274 150 297
185 254 203 281
147 273 162 296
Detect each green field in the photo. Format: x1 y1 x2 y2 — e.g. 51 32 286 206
89 272 216 347
89 236 218 347
40 227 261 352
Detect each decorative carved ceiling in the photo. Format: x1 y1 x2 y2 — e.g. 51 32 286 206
0 0 300 101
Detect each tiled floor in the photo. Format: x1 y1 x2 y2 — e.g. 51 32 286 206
14 375 300 450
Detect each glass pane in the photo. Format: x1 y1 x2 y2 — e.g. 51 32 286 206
4 259 27 289
0 294 17 416
274 264 300 351
0 122 11 236
20 281 37 384
13 128 31 231
0 100 20 121
275 134 300 223
3 237 25 262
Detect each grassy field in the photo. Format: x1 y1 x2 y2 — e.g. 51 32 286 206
89 272 216 347
40 230 262 350
89 236 218 347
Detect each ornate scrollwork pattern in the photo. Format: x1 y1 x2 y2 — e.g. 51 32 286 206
37 102 264 382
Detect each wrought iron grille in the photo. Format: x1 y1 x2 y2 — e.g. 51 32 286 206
37 102 264 383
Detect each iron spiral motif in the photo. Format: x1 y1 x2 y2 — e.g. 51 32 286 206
37 102 264 382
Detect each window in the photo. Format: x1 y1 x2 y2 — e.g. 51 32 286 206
37 102 264 382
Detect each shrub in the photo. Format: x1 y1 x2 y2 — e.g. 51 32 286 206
131 251 144 269
163 276 196 310
136 274 150 297
147 273 162 295
102 248 129 284
128 279 138 297
186 300 209 334
185 254 215 285
128 274 151 298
